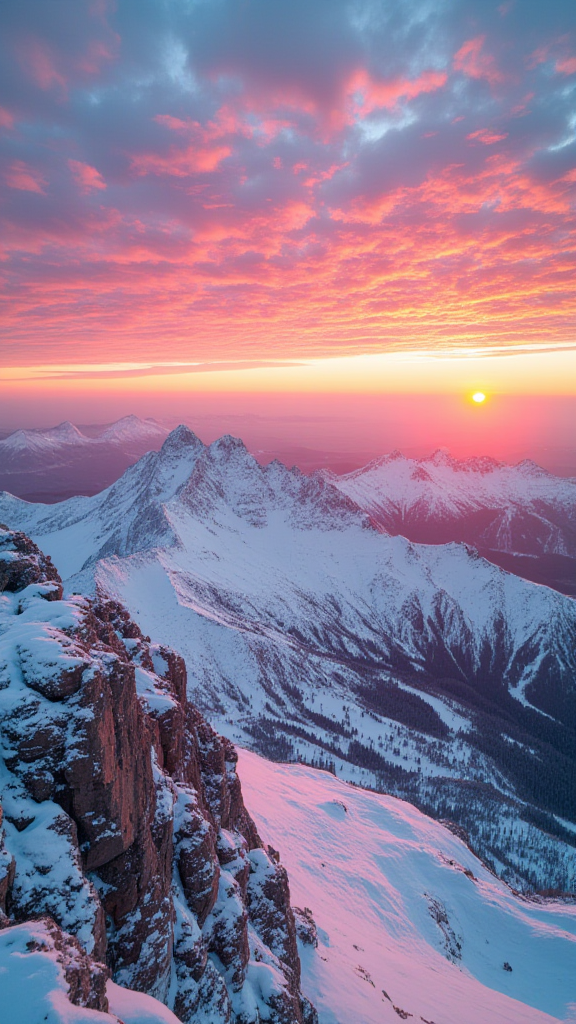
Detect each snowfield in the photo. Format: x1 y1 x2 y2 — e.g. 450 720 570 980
238 750 576 1024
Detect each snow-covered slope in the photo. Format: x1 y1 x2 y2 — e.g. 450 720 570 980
238 750 576 1024
321 449 576 559
1 427 575 891
0 415 169 501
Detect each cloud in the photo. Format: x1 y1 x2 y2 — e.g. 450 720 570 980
555 55 576 75
0 0 574 365
130 143 232 178
346 68 448 119
467 129 509 145
4 160 47 193
453 36 507 86
0 106 14 129
68 159 106 193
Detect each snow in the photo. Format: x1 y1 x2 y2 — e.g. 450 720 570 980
322 449 576 556
0 921 112 1024
0 921 183 1024
237 749 576 1024
97 415 168 445
0 417 167 458
106 982 182 1023
324 449 575 522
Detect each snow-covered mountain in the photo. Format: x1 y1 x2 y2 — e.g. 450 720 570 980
322 449 576 554
0 415 168 501
1 427 574 892
2 528 573 1024
321 450 576 594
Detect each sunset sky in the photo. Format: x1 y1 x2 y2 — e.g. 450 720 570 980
0 0 574 445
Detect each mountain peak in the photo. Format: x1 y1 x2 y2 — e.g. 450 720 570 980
98 415 168 443
160 424 204 456
43 421 87 442
208 433 251 459
428 447 453 466
515 458 549 477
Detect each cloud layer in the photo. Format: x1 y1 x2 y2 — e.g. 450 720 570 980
1 0 575 365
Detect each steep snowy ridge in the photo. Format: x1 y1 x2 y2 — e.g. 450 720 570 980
321 449 576 561
0 526 317 1024
1 427 575 892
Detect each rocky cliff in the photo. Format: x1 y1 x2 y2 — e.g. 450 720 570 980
0 524 316 1023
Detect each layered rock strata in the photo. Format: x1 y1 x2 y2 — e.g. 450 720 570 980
0 525 316 1023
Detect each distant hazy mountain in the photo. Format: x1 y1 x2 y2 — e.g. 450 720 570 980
0 415 168 501
1 426 574 893
322 450 576 595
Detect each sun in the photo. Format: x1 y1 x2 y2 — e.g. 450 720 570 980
472 391 486 403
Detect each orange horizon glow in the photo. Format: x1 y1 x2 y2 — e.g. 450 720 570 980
1 347 574 399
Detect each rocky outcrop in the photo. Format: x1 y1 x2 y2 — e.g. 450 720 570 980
0 526 316 1023
0 524 62 595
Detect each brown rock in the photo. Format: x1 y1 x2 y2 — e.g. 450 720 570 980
0 538 317 1022
247 848 300 991
0 528 62 595
174 787 220 925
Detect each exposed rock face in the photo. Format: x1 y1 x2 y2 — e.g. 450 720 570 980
0 524 62 595
0 526 316 1023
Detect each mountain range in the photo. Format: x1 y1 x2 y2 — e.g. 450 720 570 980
0 415 168 502
322 450 576 595
2 415 574 593
1 426 574 894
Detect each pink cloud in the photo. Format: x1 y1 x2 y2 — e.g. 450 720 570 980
20 39 67 92
0 107 14 129
555 56 576 75
526 37 576 75
4 160 47 194
454 36 506 86
526 43 552 69
467 128 509 145
347 68 448 118
131 145 231 178
303 162 348 188
155 114 195 132
511 92 534 116
68 160 107 193
155 105 293 147
75 38 118 75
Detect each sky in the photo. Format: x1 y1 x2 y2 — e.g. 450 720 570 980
0 0 574 447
